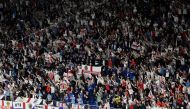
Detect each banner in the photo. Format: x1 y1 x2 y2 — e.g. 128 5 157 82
71 104 84 109
15 97 30 103
33 105 46 109
0 100 2 107
13 102 23 109
48 106 60 109
28 98 42 105
58 102 68 109
24 103 32 109
1 100 12 109
0 100 68 109
15 97 42 105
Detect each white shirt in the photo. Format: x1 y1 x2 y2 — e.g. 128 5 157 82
181 58 185 65
183 8 187 14
178 8 182 14
104 102 110 109
180 77 183 84
101 20 105 27
188 87 190 94
129 89 133 95
128 99 133 105
51 86 55 93
97 76 104 84
146 71 151 78
91 13 95 19
187 102 190 108
166 71 169 77
54 74 60 82
174 16 179 23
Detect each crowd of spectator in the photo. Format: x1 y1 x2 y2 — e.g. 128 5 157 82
0 0 190 108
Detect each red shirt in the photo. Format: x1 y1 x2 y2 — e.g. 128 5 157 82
151 31 156 38
177 98 183 105
72 40 76 48
48 72 54 80
131 59 136 67
122 80 126 88
108 59 112 68
46 86 51 93
17 43 23 49
138 82 144 90
129 104 134 109
105 84 110 91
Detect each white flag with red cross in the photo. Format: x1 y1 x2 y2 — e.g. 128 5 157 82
81 65 101 75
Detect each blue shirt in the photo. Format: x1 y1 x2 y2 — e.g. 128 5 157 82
70 95 75 104
78 97 83 104
47 94 52 101
38 92 42 98
160 67 166 75
185 82 190 87
5 91 10 97
64 95 69 103
129 72 135 80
